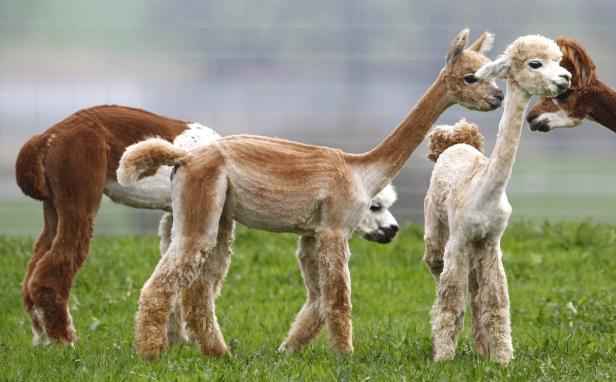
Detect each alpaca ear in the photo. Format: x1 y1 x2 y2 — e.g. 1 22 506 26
446 28 470 67
468 31 494 54
475 55 510 79
557 37 596 88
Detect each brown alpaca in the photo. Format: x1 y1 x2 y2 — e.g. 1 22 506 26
117 29 504 359
527 37 616 132
15 105 193 345
426 119 484 162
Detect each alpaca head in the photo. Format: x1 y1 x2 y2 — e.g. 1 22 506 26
355 184 399 244
526 38 597 131
442 29 504 111
475 35 571 98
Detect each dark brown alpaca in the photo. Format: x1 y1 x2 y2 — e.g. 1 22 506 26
15 105 191 345
527 37 616 132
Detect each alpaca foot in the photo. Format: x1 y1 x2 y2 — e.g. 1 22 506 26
30 304 76 346
136 331 167 360
199 342 230 357
135 317 168 360
433 347 456 362
278 339 303 354
489 343 513 365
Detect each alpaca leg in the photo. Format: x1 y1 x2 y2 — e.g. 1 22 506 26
28 204 100 345
181 216 235 356
135 169 227 359
431 240 469 362
423 205 448 280
27 137 106 345
279 236 325 353
469 267 488 357
158 213 189 344
23 200 58 345
478 244 513 364
317 231 353 355
158 212 173 256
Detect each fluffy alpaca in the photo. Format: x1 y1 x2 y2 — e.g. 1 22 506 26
118 29 503 359
423 35 571 364
15 105 400 346
526 37 616 132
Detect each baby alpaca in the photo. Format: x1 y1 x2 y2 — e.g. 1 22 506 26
119 29 503 359
423 35 570 364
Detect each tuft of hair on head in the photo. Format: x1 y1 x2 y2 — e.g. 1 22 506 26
427 118 485 162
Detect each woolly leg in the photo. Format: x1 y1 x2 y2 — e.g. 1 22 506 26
157 213 189 344
478 245 513 364
317 231 353 355
28 207 99 345
23 200 57 345
158 212 173 256
431 240 469 362
182 216 235 357
135 168 228 359
469 267 488 357
279 236 324 353
423 203 448 280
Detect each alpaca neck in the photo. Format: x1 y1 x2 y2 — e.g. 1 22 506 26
356 72 451 196
482 81 531 198
588 81 616 133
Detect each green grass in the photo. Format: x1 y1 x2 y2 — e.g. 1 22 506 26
0 222 615 381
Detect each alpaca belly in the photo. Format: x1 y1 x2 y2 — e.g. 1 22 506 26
105 166 173 210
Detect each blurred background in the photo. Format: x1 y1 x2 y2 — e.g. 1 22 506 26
1 0 615 235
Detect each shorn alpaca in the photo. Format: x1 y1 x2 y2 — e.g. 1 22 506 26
423 35 571 364
527 37 616 132
14 106 399 346
117 29 503 359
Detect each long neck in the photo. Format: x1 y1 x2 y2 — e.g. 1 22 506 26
588 81 616 133
356 72 452 196
482 81 531 198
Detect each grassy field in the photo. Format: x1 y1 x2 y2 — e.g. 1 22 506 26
0 222 615 381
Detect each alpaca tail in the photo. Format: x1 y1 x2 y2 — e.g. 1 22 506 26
427 118 484 162
15 133 52 201
117 137 187 186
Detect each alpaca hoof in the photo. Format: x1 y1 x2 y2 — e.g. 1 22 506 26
278 341 298 354
200 344 230 357
137 339 167 360
433 349 456 362
334 343 354 356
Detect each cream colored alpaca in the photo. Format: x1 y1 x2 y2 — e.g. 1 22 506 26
423 35 571 364
118 29 504 359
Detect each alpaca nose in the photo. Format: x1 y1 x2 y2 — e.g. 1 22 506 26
390 224 399 233
526 111 538 124
493 89 504 101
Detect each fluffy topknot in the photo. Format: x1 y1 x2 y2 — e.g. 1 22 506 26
427 119 484 162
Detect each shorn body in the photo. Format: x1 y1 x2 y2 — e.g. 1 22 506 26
423 35 571 364
118 28 504 359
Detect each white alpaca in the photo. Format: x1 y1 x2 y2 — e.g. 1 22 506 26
423 35 571 364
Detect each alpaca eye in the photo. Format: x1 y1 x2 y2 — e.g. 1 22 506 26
528 61 542 69
369 204 382 212
463 74 478 84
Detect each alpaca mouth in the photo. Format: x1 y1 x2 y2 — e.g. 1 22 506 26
528 119 551 132
363 229 396 244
